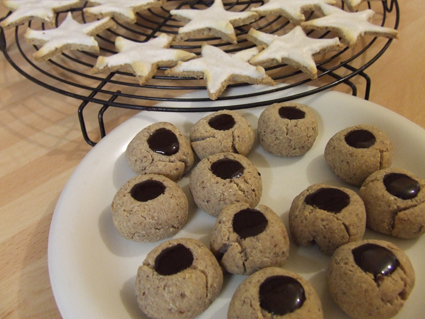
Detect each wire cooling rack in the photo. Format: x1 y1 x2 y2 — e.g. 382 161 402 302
0 0 399 145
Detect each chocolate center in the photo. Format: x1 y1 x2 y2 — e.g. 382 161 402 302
259 275 306 315
345 129 376 149
383 173 420 200
352 243 399 279
211 158 244 179
278 106 306 120
147 128 179 155
305 188 350 213
208 113 236 131
130 180 166 202
232 209 268 239
154 244 194 276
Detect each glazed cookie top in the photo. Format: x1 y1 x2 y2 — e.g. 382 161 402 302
125 122 194 181
228 267 323 319
190 110 255 159
327 239 415 319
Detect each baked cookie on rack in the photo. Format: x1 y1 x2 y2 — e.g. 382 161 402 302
91 34 196 85
251 0 336 24
0 0 81 29
247 26 343 79
166 45 274 100
342 0 381 12
23 12 116 62
83 0 165 24
170 0 259 44
301 3 398 47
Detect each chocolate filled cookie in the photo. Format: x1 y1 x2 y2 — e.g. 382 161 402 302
136 238 223 319
190 110 255 159
189 152 262 217
111 174 188 242
228 267 323 319
327 239 415 319
324 124 393 186
258 102 318 157
360 167 425 238
289 183 366 254
210 203 290 275
126 122 194 181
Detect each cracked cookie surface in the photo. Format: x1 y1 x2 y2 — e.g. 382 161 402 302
360 167 425 238
111 174 188 242
190 110 255 159
289 183 366 254
324 124 393 186
210 202 290 275
125 122 194 181
258 102 318 157
189 152 262 217
136 238 223 319
327 239 415 319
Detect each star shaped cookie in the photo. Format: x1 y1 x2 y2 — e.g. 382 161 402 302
301 4 398 46
24 12 116 62
166 44 274 100
251 0 336 24
83 0 164 24
0 0 81 29
342 0 381 12
91 34 196 85
170 0 259 44
247 26 343 78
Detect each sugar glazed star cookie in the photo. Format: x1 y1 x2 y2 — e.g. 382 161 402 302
247 26 343 79
0 0 81 29
170 0 259 44
166 45 274 100
301 4 398 46
251 0 336 24
83 0 165 24
92 34 196 85
342 0 381 12
24 12 116 62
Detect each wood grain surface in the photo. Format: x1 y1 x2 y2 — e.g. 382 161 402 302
1 1 424 318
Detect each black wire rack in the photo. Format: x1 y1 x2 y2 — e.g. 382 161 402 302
0 0 399 145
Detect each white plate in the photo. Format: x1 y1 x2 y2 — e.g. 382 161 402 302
48 88 425 319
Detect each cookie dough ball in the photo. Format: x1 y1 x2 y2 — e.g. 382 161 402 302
111 174 188 242
190 110 255 159
210 202 290 275
136 238 223 319
327 239 415 319
289 183 366 254
228 267 323 319
258 102 318 157
126 122 194 181
360 167 425 238
189 152 262 217
324 124 393 186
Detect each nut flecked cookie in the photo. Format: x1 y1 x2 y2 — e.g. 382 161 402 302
228 267 323 319
190 110 255 159
360 167 425 238
258 102 318 157
210 203 290 275
324 124 393 186
125 122 194 181
327 239 415 319
136 238 223 319
111 174 188 242
189 152 262 217
289 183 366 254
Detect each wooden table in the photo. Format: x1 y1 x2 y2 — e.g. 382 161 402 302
1 1 424 318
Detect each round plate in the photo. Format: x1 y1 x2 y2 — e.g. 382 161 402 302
48 88 425 319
